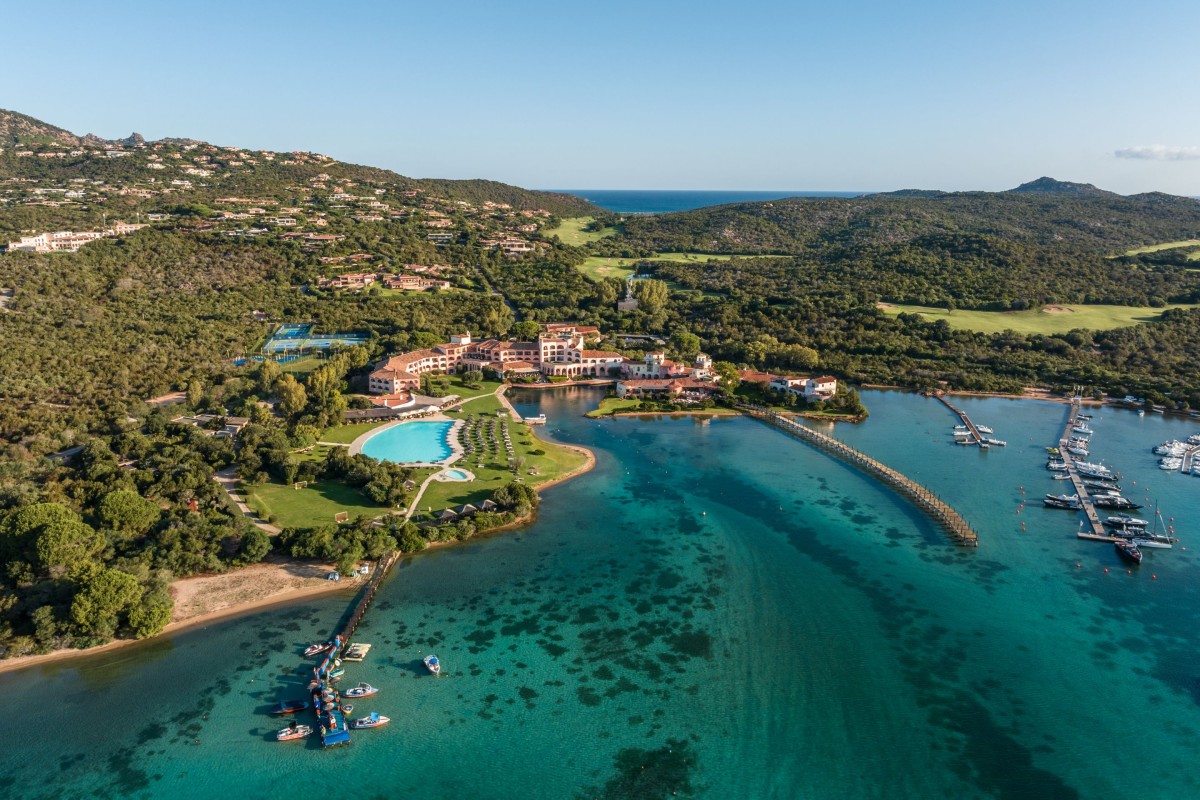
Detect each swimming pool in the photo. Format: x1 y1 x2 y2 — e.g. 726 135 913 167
444 469 470 480
360 421 454 464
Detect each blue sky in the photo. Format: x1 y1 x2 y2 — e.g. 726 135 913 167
4 0 1199 194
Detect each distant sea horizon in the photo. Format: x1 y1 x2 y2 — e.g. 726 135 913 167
550 189 869 214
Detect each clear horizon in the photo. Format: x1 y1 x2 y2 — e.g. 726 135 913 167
4 0 1199 196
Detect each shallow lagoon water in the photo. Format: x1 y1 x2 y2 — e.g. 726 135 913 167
1 388 1197 799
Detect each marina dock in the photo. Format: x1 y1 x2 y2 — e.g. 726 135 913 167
935 395 984 445
1180 443 1200 474
741 405 979 547
1056 400 1106 537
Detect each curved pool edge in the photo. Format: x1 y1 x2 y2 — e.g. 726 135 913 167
349 417 464 466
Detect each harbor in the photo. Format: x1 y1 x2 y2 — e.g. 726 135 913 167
3 388 1197 800
933 394 1006 448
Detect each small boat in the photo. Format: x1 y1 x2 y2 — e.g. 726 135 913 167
270 700 309 715
1046 460 1068 471
351 712 390 729
327 666 345 680
1052 474 1073 481
1138 410 1146 417
1114 540 1143 564
1078 414 1093 421
1083 480 1121 492
953 425 969 431
343 683 379 699
424 655 441 675
1067 446 1089 457
982 437 1006 446
1046 447 1060 455
1072 425 1093 435
304 642 333 658
343 642 372 662
976 425 994 435
276 722 313 741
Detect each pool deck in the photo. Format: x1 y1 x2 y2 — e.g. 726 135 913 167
347 414 465 468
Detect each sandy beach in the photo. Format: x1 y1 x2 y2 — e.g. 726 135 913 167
0 558 355 675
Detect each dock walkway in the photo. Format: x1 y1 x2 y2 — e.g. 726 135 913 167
935 395 983 445
1180 444 1200 475
1056 401 1105 537
741 405 978 547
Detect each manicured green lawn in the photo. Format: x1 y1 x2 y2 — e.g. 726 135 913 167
246 480 389 528
443 378 504 400
319 421 391 444
585 397 643 417
414 413 587 517
545 216 617 246
1122 239 1200 256
878 302 1200 335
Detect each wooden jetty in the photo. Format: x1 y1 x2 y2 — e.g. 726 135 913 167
935 395 984 445
1056 400 1106 537
741 405 979 547
338 550 402 644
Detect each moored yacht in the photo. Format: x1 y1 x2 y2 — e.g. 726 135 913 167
1114 540 1143 564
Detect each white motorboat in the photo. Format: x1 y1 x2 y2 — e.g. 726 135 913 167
424 654 441 675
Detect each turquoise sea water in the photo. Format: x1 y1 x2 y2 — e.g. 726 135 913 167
2 388 1198 799
360 421 453 464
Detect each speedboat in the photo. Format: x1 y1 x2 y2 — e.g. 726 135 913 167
1052 474 1073 481
343 683 379 699
304 642 333 658
276 722 312 741
270 700 309 715
1114 540 1143 564
976 425 994 434
1046 460 1068 471
424 655 441 675
351 712 390 729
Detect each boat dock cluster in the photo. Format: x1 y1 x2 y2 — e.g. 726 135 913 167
1151 434 1200 476
741 404 979 547
269 551 442 748
937 396 1006 447
1043 399 1177 564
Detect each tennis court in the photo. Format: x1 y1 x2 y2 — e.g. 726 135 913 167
261 323 368 353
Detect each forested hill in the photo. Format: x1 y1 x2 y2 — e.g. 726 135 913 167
618 180 1200 255
0 109 597 218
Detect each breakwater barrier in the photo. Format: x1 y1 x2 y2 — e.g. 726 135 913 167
740 405 979 547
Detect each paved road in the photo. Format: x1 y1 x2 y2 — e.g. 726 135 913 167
213 466 281 534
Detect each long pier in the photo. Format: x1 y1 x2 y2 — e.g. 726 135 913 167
338 550 402 643
1056 401 1105 537
935 395 984 445
741 405 979 547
